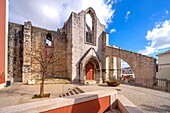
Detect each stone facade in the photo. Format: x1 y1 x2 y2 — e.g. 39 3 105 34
64 7 105 83
8 7 156 84
8 22 67 83
8 22 23 82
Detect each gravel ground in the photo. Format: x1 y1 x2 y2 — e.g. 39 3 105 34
0 83 170 113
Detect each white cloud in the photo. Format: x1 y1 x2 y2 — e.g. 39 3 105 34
147 42 151 45
9 0 117 30
110 28 116 33
82 0 115 26
121 60 130 68
125 11 130 21
165 10 169 14
139 46 156 55
139 20 170 55
86 14 93 30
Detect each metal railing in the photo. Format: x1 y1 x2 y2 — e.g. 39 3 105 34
121 78 170 93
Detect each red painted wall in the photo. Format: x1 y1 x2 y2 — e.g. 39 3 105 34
43 96 110 113
0 0 6 84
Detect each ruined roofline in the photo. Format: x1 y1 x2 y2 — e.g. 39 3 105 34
64 7 105 29
9 21 23 26
9 21 64 33
107 45 156 60
85 7 105 28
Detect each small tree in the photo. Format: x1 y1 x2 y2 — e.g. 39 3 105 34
30 43 59 97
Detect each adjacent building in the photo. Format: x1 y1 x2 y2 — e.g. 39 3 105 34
0 0 8 88
157 50 170 80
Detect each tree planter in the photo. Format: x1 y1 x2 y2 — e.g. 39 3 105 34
106 80 120 87
32 93 50 99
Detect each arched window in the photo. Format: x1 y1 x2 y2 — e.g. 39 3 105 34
85 8 96 45
45 33 52 46
45 33 53 58
86 12 94 44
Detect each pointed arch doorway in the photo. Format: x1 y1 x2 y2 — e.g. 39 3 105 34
85 62 94 80
79 48 103 84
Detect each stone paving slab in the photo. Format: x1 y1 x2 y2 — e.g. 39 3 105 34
0 83 170 113
78 84 170 113
0 82 75 108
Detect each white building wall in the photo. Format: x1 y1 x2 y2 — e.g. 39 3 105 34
157 53 170 80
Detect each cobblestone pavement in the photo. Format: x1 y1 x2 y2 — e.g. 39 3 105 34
78 84 170 113
118 84 170 113
0 83 170 113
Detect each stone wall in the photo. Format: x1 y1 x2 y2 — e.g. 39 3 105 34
64 15 73 80
31 26 67 80
8 22 68 83
8 22 23 82
22 21 32 83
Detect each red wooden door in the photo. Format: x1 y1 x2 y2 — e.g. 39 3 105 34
86 62 94 80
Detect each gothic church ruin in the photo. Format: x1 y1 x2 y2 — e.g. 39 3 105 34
8 7 156 84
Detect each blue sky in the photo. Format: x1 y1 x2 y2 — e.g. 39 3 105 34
106 0 170 57
9 0 170 67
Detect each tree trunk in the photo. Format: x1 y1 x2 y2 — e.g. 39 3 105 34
40 74 45 97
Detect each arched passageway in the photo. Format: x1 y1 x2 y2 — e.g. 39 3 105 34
104 46 156 80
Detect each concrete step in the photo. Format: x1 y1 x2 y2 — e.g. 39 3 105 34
68 90 74 95
59 87 85 97
75 87 85 93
